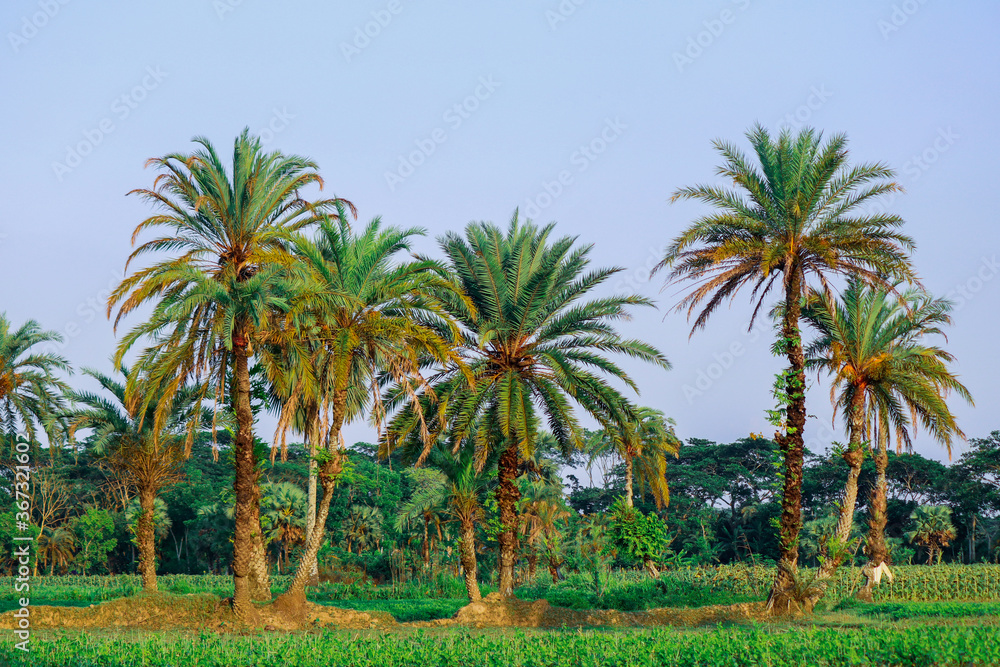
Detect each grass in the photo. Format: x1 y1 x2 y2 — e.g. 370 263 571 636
4 623 998 667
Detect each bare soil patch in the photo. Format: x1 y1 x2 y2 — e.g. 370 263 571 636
0 593 396 632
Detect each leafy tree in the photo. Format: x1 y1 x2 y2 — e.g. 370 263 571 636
389 214 670 596
655 125 915 612
608 499 672 576
108 130 347 616
71 506 117 574
262 482 306 573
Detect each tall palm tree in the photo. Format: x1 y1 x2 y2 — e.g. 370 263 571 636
67 366 206 591
0 314 71 455
591 406 679 508
340 505 384 555
654 124 916 613
37 526 76 575
272 212 463 604
107 129 350 616
801 279 971 602
387 214 670 597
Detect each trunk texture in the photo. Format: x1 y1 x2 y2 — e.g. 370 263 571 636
459 520 481 602
137 485 158 592
766 265 808 615
548 554 561 582
625 455 634 508
304 411 320 586
497 444 521 597
860 427 891 600
643 556 660 578
231 336 261 619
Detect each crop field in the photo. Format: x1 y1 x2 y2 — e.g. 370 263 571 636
2 568 999 666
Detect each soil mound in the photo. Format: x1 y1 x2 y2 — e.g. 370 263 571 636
0 593 395 632
418 593 765 629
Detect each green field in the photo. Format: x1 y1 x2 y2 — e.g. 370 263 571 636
4 622 999 667
2 569 999 666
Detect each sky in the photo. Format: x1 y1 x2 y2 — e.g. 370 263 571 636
2 1 999 465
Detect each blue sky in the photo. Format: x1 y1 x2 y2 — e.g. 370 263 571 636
2 1 998 463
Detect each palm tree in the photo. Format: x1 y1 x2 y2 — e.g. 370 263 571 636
340 505 384 556
424 439 499 601
591 406 679 508
272 212 463 605
107 130 349 616
906 505 956 564
37 526 76 575
654 125 916 613
519 477 571 580
387 214 670 597
396 467 448 569
0 314 71 455
67 366 206 591
262 482 306 573
801 279 971 603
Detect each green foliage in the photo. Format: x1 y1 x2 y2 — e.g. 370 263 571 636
608 499 672 568
70 507 117 575
851 600 1000 620
6 625 998 666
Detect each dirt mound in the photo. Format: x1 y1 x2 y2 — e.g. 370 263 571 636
0 593 395 632
417 593 765 629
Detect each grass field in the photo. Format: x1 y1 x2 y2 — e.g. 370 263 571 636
2 567 999 666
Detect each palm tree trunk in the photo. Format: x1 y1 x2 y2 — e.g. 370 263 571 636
860 425 890 600
548 554 561 581
459 519 481 602
423 515 430 568
305 411 319 586
278 456 341 604
137 484 158 592
249 508 272 601
767 266 808 615
231 334 261 619
625 454 634 508
803 391 866 609
497 443 520 598
278 390 347 606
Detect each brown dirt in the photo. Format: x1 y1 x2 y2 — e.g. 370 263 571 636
0 591 763 632
408 592 766 629
0 593 396 632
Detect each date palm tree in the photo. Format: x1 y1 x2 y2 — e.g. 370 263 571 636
591 406 679 508
107 129 351 616
386 214 670 597
272 211 464 606
67 365 206 591
0 314 71 455
655 124 916 613
801 279 971 604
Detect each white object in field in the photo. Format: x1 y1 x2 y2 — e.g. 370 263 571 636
872 561 894 585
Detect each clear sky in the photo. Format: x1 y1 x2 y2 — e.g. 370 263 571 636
2 1 998 463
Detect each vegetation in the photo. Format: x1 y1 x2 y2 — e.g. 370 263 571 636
0 125 995 664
